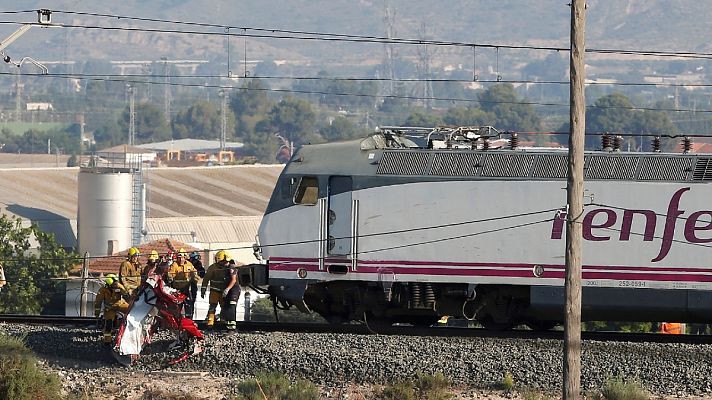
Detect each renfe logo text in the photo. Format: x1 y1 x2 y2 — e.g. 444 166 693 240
550 187 712 262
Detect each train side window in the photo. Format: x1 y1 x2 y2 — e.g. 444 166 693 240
294 176 319 205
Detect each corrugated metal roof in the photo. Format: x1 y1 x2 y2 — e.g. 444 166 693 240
144 216 261 243
98 144 156 154
138 139 244 152
11 216 260 253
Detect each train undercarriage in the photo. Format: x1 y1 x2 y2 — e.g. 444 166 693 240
263 277 712 330
275 281 555 330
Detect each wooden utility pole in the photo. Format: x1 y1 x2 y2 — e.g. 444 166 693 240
564 1 586 399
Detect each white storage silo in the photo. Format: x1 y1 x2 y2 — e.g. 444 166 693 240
77 168 133 257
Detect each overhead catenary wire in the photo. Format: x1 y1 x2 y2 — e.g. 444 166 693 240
0 206 563 264
6 70 712 114
8 10 712 61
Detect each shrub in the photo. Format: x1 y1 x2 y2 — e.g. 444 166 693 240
0 334 64 400
599 377 648 400
501 371 515 391
378 381 416 400
234 371 319 400
415 371 452 400
376 372 453 400
520 387 551 400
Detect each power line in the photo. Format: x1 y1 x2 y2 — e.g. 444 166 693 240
4 15 712 62
9 70 712 90
39 11 712 61
7 70 712 114
0 207 562 263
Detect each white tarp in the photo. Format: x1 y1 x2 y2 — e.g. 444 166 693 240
118 288 157 355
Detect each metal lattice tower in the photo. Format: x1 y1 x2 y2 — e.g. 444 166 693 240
416 22 434 109
382 0 396 97
219 89 229 151
14 70 22 122
130 157 145 247
127 85 136 145
162 57 171 122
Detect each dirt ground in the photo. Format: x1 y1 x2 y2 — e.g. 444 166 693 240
46 364 712 400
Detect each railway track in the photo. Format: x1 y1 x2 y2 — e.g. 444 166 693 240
2 314 711 344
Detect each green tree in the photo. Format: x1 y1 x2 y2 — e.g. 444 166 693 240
586 93 676 150
172 101 235 140
242 123 279 163
266 97 316 146
403 112 443 127
0 215 77 314
230 79 273 121
319 116 361 142
443 106 493 126
587 93 636 133
118 102 171 144
92 121 124 149
478 83 541 131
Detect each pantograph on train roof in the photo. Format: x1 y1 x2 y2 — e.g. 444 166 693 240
361 125 506 151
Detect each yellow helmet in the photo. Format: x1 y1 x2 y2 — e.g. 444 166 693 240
177 248 187 258
128 247 140 257
105 273 118 286
148 250 159 261
215 250 230 262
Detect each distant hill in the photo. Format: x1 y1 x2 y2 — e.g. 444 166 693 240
0 1 710 68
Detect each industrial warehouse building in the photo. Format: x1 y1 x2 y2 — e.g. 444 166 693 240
0 161 282 317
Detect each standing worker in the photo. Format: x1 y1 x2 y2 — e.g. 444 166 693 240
222 259 241 331
200 250 230 328
168 248 198 318
190 251 205 278
119 247 142 295
94 274 129 344
141 250 160 283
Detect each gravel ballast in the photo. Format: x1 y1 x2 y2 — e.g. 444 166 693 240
2 323 712 397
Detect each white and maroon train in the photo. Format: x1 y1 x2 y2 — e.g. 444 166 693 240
249 126 712 329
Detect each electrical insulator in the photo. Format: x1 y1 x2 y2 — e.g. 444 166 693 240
613 135 622 151
652 136 661 152
682 136 692 153
510 133 519 150
602 134 612 151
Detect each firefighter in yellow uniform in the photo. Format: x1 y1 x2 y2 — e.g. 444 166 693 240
119 247 142 295
200 250 230 327
141 250 160 283
168 248 198 318
94 274 130 344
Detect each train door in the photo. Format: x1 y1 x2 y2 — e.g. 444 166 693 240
327 176 352 256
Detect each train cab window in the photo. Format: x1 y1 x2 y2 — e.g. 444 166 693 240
280 177 298 200
293 176 319 205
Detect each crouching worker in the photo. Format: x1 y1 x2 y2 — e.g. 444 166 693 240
94 274 130 344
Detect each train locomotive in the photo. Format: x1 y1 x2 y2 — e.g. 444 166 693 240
248 126 712 330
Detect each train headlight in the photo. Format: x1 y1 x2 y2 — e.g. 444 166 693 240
297 268 308 279
532 265 544 278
